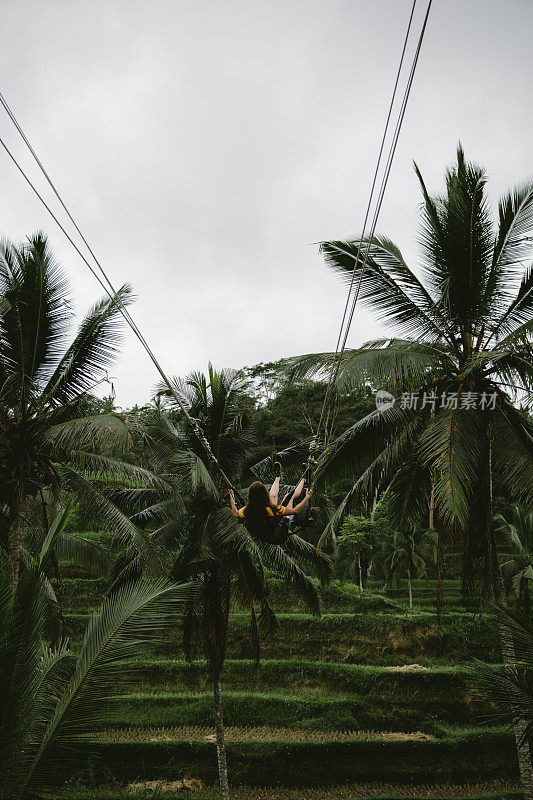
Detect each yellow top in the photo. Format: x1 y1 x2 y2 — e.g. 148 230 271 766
238 505 287 519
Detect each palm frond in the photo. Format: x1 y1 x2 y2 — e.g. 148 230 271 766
42 284 133 405
0 297 11 316
260 543 321 616
314 402 423 489
288 339 454 394
55 534 111 574
42 414 131 454
320 238 450 342
172 451 219 498
473 658 533 733
0 236 67 408
493 400 533 506
387 459 432 529
56 464 156 559
485 183 533 321
64 450 169 491
284 534 332 583
250 441 310 482
38 504 72 572
130 497 185 527
415 147 494 336
20 578 198 794
0 557 47 799
419 407 484 528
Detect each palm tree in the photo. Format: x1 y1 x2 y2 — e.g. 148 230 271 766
495 505 533 613
116 366 330 800
473 603 533 741
0 233 161 583
388 526 438 608
0 510 195 800
290 146 533 796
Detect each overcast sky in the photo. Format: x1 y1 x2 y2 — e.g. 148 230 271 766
1 0 532 407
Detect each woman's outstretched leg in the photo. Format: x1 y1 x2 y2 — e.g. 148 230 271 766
270 461 283 505
269 476 280 505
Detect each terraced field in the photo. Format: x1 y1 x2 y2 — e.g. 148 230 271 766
56 564 518 799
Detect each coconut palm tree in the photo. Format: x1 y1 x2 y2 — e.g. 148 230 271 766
495 505 533 613
290 146 533 796
0 233 161 583
387 526 438 608
0 509 195 800
114 366 331 800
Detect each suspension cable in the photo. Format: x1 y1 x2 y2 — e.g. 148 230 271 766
0 0 433 502
0 125 240 498
310 0 433 481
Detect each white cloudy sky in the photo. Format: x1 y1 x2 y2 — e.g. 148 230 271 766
1 0 531 406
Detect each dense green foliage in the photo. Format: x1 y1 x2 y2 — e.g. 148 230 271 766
2 146 533 798
0 527 194 800
291 147 533 604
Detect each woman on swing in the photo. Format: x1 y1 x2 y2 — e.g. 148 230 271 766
229 462 312 542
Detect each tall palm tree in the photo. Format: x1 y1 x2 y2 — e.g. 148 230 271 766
387 526 438 608
290 146 533 796
0 233 161 583
495 505 533 613
116 366 330 800
0 509 195 800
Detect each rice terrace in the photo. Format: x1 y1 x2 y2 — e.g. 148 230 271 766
1 1 532 800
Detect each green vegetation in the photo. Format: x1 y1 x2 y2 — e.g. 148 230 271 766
2 148 532 798
495 506 533 612
0 530 195 800
60 608 502 664
71 727 517 786
55 788 522 800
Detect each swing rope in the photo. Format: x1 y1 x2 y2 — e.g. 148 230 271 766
306 0 433 491
0 108 241 500
0 0 433 510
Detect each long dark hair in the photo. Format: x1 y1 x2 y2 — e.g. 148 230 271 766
243 481 281 532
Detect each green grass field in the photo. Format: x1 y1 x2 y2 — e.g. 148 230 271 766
53 562 517 798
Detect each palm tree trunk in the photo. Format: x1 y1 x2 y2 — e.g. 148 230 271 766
8 480 25 585
429 479 444 627
512 704 533 796
213 677 230 800
407 567 413 609
358 554 363 592
203 567 231 800
436 530 444 628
